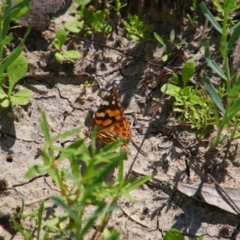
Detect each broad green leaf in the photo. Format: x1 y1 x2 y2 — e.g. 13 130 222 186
64 50 81 59
13 89 34 98
161 83 180 96
169 73 181 86
55 29 66 48
7 55 28 94
10 96 29 105
1 98 10 107
162 55 168 61
93 10 105 24
53 38 61 51
55 52 65 62
225 0 236 11
163 229 184 240
0 90 6 99
200 2 222 34
154 32 167 50
182 60 195 87
202 72 225 113
65 21 83 33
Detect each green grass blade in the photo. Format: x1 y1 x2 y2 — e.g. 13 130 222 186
200 2 222 34
202 72 225 113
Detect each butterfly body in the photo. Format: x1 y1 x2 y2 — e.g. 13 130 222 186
91 88 131 147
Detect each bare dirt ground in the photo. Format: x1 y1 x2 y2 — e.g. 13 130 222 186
1 1 240 239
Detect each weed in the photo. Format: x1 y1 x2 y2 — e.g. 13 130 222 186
15 111 152 239
53 28 81 62
200 0 240 147
65 0 112 37
163 228 203 240
161 61 215 136
0 0 34 108
154 30 186 62
123 14 153 43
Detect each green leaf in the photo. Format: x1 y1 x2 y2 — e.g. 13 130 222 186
1 98 10 107
37 201 44 240
182 60 195 87
55 52 65 62
124 175 153 192
202 72 225 113
161 83 181 96
169 73 181 86
163 229 184 240
10 96 30 105
225 99 240 124
51 196 78 221
53 38 61 51
13 89 34 98
200 2 222 34
63 50 81 59
154 32 167 50
170 29 175 42
65 21 83 33
7 55 28 94
40 111 51 142
75 0 91 5
228 21 240 54
24 165 50 178
1 32 13 45
55 29 66 48
162 55 168 61
3 45 24 71
0 89 6 99
53 126 82 141
11 0 31 20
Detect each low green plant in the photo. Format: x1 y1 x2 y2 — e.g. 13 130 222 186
123 14 153 43
200 0 240 147
65 0 112 37
0 0 34 107
110 0 127 18
53 28 81 62
161 61 215 134
154 30 186 62
15 111 152 239
163 229 203 240
186 0 199 26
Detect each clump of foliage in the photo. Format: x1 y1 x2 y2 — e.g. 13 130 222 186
14 112 152 239
123 14 153 43
0 0 34 107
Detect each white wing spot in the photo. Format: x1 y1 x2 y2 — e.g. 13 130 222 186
103 101 109 106
112 100 115 105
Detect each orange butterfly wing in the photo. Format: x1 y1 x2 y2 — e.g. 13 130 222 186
91 88 131 146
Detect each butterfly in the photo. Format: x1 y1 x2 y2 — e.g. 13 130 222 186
91 88 131 148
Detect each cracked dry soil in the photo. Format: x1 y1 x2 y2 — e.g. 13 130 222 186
1 1 240 239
